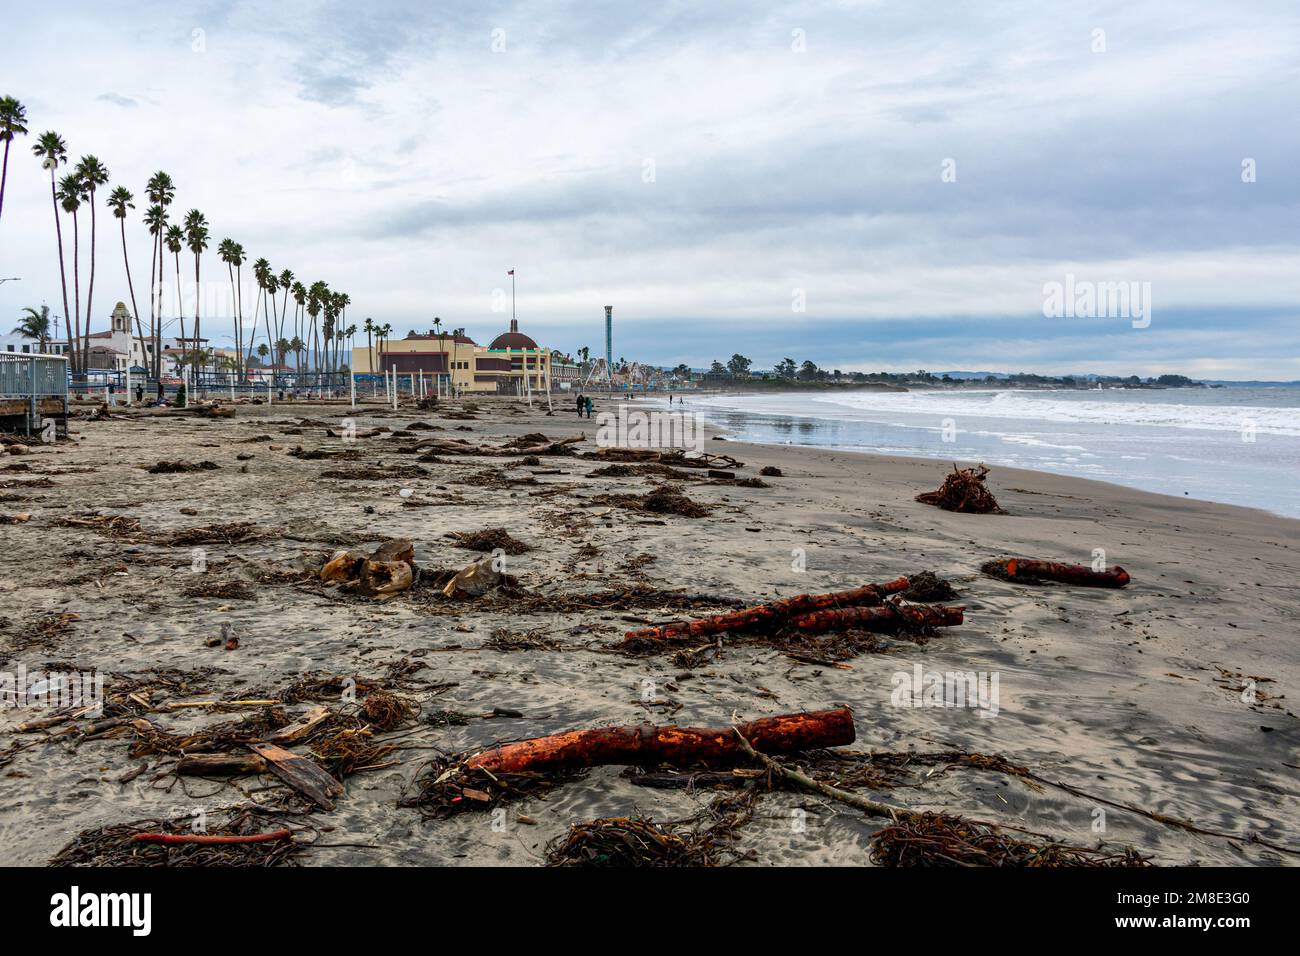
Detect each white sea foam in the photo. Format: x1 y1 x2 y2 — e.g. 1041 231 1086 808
694 389 1300 437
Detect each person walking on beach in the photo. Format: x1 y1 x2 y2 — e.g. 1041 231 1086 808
576 392 585 417
584 395 594 418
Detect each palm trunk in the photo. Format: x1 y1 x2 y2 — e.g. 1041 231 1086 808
49 170 75 376
120 219 146 374
83 188 98 374
193 253 201 392
227 263 238 383
147 231 157 381
0 139 10 223
70 209 82 381
264 292 275 385
174 253 188 377
155 235 164 380
234 264 245 376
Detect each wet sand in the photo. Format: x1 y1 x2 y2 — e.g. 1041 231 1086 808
1 394 1297 866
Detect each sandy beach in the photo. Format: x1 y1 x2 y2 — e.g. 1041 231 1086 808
1 395 1297 867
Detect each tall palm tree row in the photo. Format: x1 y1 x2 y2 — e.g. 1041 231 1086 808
14 119 359 387
0 96 28 222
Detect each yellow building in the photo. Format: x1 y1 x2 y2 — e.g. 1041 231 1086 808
351 321 566 394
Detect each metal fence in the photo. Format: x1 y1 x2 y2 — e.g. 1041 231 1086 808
0 352 70 434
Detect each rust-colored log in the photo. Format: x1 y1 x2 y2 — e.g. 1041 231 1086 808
465 708 855 774
131 829 291 845
984 558 1130 588
788 602 964 634
624 577 910 642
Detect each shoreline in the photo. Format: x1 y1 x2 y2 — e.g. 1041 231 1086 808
1 396 1297 866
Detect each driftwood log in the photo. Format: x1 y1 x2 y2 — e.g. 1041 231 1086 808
465 708 855 774
624 578 911 641
982 558 1130 588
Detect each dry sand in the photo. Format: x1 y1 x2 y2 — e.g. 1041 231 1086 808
1 394 1297 866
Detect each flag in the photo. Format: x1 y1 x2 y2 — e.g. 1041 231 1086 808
507 269 515 276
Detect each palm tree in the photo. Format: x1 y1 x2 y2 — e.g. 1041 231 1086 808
363 317 374 375
217 238 239 372
290 281 306 373
107 186 146 370
229 241 247 374
142 204 167 378
55 173 86 377
307 281 327 376
0 97 28 222
182 210 209 388
276 269 293 358
74 155 109 371
12 304 52 351
264 271 279 385
249 257 270 372
165 224 185 365
32 132 74 374
145 172 175 378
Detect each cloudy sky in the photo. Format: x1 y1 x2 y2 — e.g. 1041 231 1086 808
2 0 1298 378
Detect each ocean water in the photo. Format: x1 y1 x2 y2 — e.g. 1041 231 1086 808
668 387 1300 518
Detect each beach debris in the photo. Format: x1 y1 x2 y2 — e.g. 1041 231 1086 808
49 811 301 867
869 812 1150 867
176 753 269 776
267 705 332 744
410 433 584 457
624 578 910 642
900 570 959 602
169 521 265 545
146 460 220 474
319 539 416 597
131 828 291 845
545 816 730 867
447 527 532 555
981 558 1131 588
6 443 30 455
759 466 783 477
248 742 344 810
54 512 144 538
596 485 712 518
0 512 31 524
916 463 1006 514
464 708 855 775
441 555 515 598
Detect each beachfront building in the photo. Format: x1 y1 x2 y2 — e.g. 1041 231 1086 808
350 319 569 394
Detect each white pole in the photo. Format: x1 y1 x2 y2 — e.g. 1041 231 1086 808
392 369 398 410
545 349 553 413
268 378 273 405
350 369 356 408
